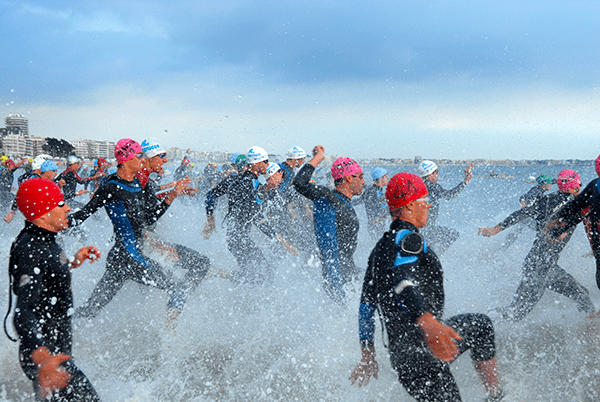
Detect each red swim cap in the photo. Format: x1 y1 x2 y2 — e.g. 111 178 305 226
385 172 428 210
16 177 65 221
595 155 600 177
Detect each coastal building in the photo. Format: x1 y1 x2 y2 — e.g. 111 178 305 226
71 139 116 159
5 114 29 136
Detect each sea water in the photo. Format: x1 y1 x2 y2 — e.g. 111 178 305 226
1 164 599 401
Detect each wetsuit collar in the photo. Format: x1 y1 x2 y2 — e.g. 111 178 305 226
390 218 419 234
333 189 352 202
244 170 259 180
22 220 59 243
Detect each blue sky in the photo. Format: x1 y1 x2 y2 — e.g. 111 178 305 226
1 1 599 159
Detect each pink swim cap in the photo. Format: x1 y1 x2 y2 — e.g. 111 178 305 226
595 155 600 177
556 169 581 192
115 138 143 164
331 157 362 180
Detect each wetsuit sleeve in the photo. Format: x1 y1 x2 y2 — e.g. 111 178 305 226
435 180 467 201
68 183 112 226
293 164 328 202
278 163 294 194
205 175 234 216
498 204 536 230
358 258 377 348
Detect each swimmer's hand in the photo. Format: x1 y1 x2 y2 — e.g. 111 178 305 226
478 225 501 237
417 313 462 363
201 216 216 240
349 347 378 387
69 246 101 269
277 234 299 256
32 346 72 398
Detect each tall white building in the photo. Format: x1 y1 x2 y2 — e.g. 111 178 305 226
5 114 29 136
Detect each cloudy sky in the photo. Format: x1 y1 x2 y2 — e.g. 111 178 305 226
1 1 599 160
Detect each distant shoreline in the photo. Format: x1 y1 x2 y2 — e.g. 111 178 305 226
354 159 594 167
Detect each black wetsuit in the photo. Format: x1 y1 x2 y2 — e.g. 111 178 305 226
0 167 15 208
56 170 90 204
494 191 594 321
8 222 99 401
552 178 600 290
503 185 547 248
206 170 277 285
69 173 191 318
279 161 317 256
358 219 496 401
355 184 388 240
422 179 467 254
140 174 211 303
263 185 295 242
293 164 361 302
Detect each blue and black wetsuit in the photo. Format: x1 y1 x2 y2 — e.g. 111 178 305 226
494 191 595 321
8 222 100 401
293 164 361 303
69 173 189 318
206 170 277 285
358 218 496 401
422 179 467 254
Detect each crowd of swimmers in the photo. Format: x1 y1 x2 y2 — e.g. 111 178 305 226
2 142 600 401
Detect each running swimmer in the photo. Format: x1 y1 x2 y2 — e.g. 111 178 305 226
201 146 298 285
5 178 101 401
293 145 365 304
350 172 504 402
418 160 473 254
502 174 553 249
55 156 98 210
68 138 197 320
546 159 600 292
354 167 390 241
137 138 217 326
479 169 595 322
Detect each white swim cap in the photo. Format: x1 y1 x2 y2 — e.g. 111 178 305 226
67 155 80 165
246 146 269 164
265 163 280 179
141 138 168 158
417 160 438 177
286 146 307 160
32 154 53 170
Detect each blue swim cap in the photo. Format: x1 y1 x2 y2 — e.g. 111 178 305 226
371 167 388 180
40 160 58 173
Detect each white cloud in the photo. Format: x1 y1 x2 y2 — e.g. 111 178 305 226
73 11 168 38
